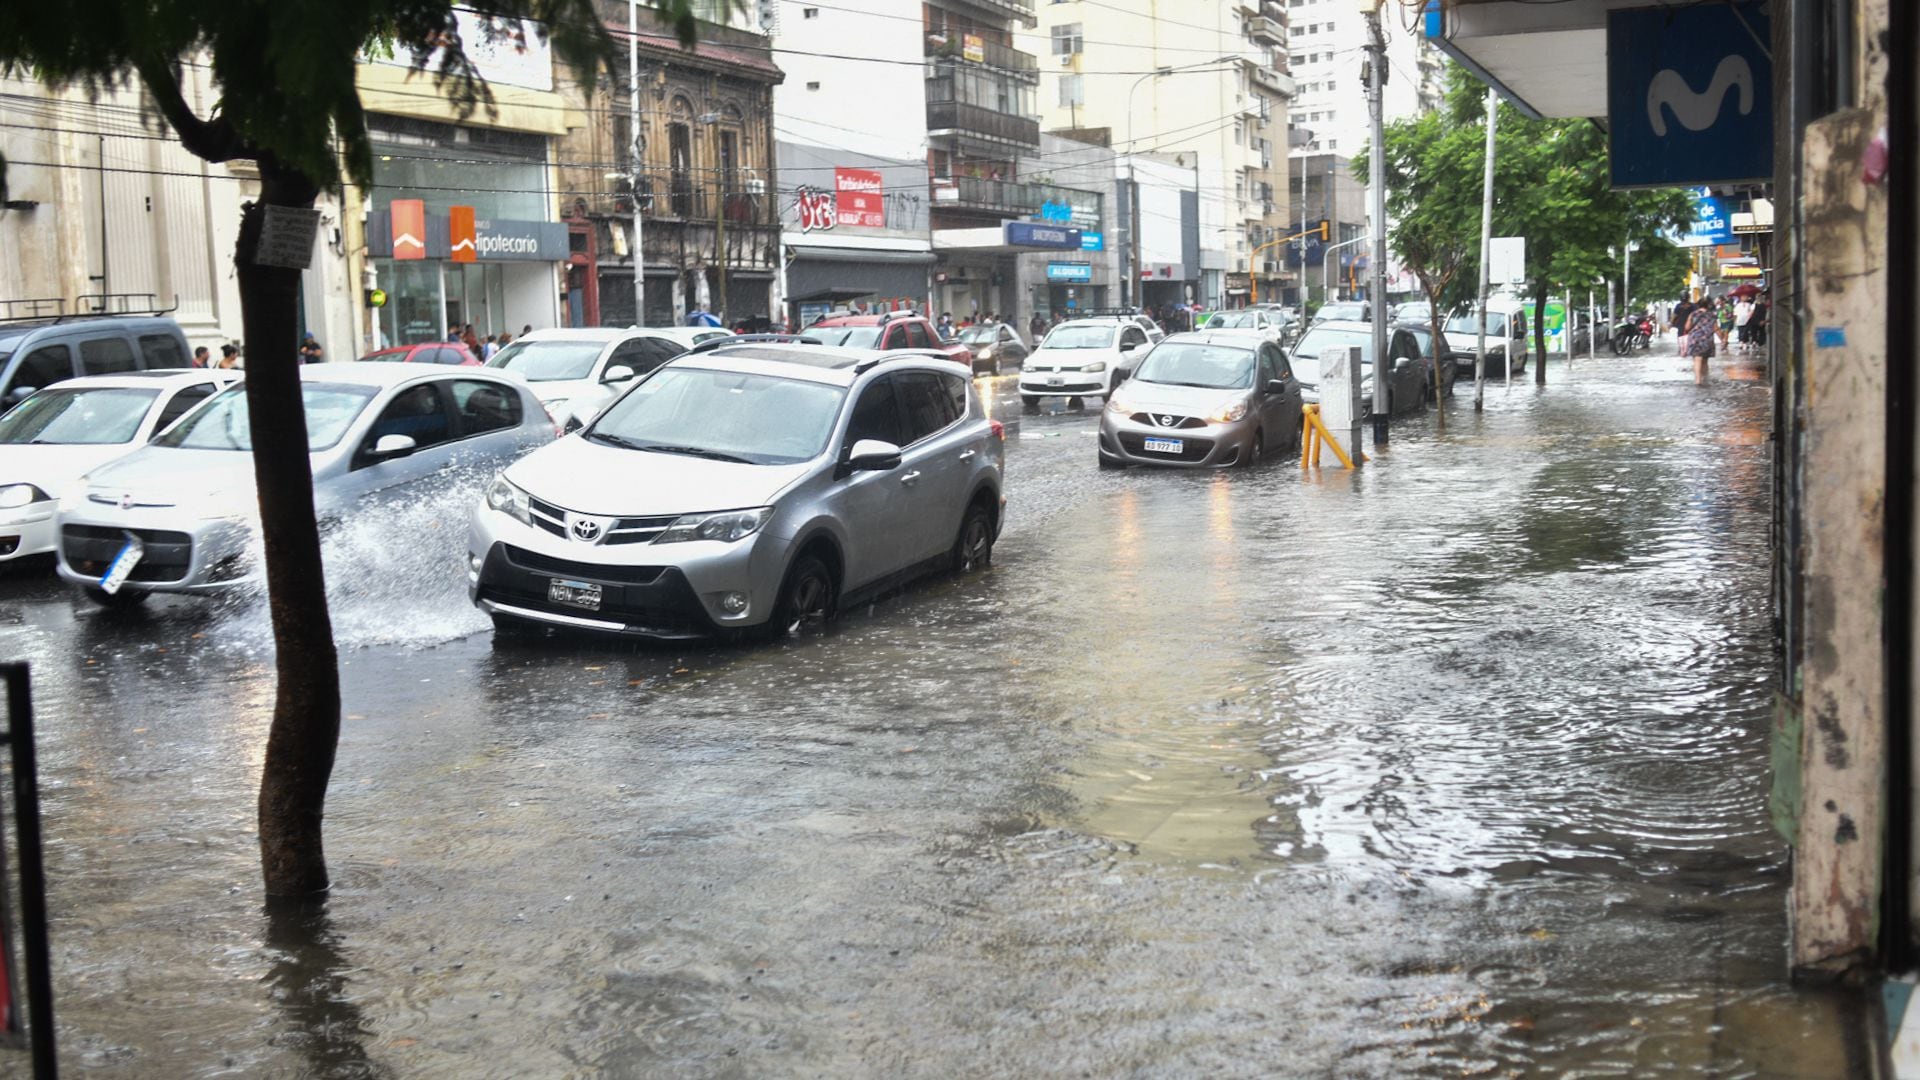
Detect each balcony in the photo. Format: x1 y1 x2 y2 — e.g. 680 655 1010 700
1250 65 1295 97
926 99 1041 149
925 35 1039 80
1246 14 1285 46
936 0 1038 29
930 175 1102 223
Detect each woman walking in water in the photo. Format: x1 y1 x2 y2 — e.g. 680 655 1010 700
1684 298 1716 385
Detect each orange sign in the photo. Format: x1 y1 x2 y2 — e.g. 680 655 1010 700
449 205 477 263
390 199 427 261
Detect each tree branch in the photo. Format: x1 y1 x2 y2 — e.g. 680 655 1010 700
131 55 249 164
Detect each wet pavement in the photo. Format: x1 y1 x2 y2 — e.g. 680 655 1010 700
0 343 1873 1077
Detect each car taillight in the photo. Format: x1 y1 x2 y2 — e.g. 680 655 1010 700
989 419 1005 441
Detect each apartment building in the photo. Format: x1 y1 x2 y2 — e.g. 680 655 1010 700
1021 0 1295 310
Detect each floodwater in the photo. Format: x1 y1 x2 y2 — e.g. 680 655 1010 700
0 345 1871 1077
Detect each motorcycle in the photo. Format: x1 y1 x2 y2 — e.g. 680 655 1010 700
1610 315 1653 356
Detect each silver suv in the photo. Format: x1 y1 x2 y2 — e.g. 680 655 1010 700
468 342 1007 639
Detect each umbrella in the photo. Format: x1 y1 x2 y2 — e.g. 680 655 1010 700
1728 283 1761 298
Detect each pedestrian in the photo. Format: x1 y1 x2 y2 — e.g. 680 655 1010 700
1684 298 1715 385
1750 294 1769 348
216 344 241 370
191 345 210 368
1669 295 1695 342
938 312 954 338
497 331 513 351
298 334 324 364
520 323 533 338
1029 311 1047 342
1715 298 1734 350
1734 296 1755 347
480 334 499 361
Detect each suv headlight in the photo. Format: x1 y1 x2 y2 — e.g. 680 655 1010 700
486 475 532 525
1208 399 1250 423
1078 361 1108 373
656 507 773 545
0 484 49 510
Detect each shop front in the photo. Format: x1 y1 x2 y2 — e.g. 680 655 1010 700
778 148 935 327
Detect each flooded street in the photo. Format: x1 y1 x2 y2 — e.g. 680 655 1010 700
0 347 1870 1077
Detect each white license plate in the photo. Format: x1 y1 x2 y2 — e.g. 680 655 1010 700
98 533 144 595
1047 376 1064 386
548 577 602 611
1142 437 1184 454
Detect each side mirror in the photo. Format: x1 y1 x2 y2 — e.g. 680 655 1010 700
602 364 636 383
845 439 902 472
371 434 417 458
1265 379 1286 395
6 386 35 404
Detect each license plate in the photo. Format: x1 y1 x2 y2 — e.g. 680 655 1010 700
1048 376 1064 386
98 533 144 595
1142 437 1184 454
548 577 602 611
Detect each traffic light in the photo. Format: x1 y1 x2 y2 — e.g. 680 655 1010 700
364 287 387 308
1318 219 1330 242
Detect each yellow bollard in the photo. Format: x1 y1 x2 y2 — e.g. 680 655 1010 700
1302 404 1357 469
1301 409 1316 470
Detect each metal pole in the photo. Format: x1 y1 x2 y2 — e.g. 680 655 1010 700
1365 6 1388 446
1299 146 1308 310
1588 288 1596 363
5 665 56 1080
1474 85 1497 410
628 0 645 326
1624 241 1632 324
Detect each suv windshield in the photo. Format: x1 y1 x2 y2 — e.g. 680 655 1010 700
1444 311 1508 337
1042 325 1115 350
1132 343 1256 390
156 383 377 451
588 367 846 465
805 326 883 349
0 387 159 445
1293 327 1375 367
487 340 606 382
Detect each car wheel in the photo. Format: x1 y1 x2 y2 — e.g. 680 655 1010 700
1098 452 1125 470
490 612 538 639
951 502 995 574
771 553 836 637
1021 395 1040 410
1240 429 1264 468
82 586 148 610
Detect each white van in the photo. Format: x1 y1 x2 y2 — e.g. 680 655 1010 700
1440 297 1531 377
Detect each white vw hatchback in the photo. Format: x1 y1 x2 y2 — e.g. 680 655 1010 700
1017 317 1156 408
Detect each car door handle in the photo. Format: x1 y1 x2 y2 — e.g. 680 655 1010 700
900 470 922 486
957 449 977 462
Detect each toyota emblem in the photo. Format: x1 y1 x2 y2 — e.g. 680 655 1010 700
569 516 606 542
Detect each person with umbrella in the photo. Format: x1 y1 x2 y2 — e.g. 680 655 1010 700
1732 285 1757 349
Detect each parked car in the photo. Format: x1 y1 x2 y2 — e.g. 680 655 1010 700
1098 331 1302 468
486 328 690 428
1390 323 1461 398
803 312 972 369
1392 300 1434 325
469 341 1006 640
0 370 239 567
1289 321 1432 414
55 364 551 606
635 326 734 350
1203 308 1288 341
358 342 481 366
0 315 194 407
1440 299 1531 376
1018 317 1154 408
956 324 1028 375
1072 310 1168 345
1313 301 1372 325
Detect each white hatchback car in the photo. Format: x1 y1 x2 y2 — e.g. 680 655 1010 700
486 328 692 429
55 364 551 605
0 369 239 566
1017 318 1156 408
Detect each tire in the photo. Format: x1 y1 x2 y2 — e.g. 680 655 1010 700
1239 429 1264 468
490 611 537 639
1021 395 1040 410
770 553 836 637
1098 453 1125 470
951 502 995 574
83 586 148 610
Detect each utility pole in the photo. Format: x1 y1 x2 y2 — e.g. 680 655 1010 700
629 0 645 326
1473 85 1497 411
1364 3 1389 446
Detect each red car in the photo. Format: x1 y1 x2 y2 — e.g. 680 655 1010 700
803 312 971 369
357 342 481 366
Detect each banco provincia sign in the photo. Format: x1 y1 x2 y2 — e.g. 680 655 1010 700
369 208 569 262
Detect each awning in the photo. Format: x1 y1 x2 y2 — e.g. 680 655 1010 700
788 247 937 266
788 287 881 303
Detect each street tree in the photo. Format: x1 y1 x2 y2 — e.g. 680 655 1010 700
0 1 702 901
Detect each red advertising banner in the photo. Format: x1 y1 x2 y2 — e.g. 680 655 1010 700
390 199 427 261
834 168 885 229
448 206 478 263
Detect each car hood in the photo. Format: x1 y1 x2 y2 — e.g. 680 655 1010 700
505 434 813 517
1443 331 1506 354
0 443 144 496
1114 381 1248 415
1026 346 1114 370
76 445 275 514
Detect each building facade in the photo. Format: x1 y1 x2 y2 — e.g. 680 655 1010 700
1021 0 1295 311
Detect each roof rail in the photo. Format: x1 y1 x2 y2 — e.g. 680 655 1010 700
851 348 952 374
1074 307 1143 319
684 333 819 355
875 308 918 325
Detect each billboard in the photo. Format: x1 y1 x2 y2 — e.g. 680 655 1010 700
834 168 885 229
1607 2 1772 188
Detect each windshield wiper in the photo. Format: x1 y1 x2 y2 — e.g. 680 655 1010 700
636 443 753 464
586 430 647 451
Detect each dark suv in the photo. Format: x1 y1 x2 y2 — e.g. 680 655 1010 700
0 316 194 407
803 312 972 370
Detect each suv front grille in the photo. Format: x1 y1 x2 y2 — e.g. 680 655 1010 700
500 544 664 585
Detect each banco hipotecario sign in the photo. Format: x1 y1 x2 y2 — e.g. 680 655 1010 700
369 210 569 262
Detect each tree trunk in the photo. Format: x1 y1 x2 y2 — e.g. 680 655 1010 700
237 161 340 902
1533 281 1549 385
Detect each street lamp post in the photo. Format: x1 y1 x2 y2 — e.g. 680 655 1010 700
1124 56 1236 310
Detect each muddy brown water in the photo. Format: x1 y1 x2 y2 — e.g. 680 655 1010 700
0 349 1869 1077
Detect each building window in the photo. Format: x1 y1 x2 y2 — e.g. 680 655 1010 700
1058 73 1084 107
1327 139 1337 149
802 6 818 16
806 81 821 91
1051 23 1083 55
